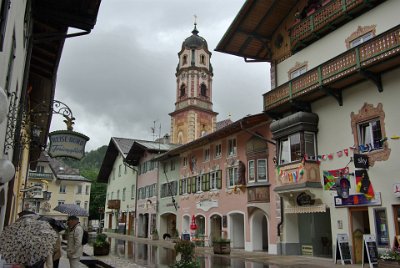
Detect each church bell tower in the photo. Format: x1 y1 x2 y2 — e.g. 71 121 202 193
170 22 217 144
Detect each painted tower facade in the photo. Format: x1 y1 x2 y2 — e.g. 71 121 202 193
170 23 217 144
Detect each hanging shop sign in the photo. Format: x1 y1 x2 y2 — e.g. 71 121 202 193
296 192 315 206
354 154 369 169
48 130 89 160
334 192 381 207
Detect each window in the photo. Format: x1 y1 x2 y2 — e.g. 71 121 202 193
227 138 237 157
204 148 210 162
76 185 82 194
215 144 222 158
290 65 307 79
183 156 188 167
181 178 188 194
210 170 222 190
180 84 186 97
304 132 316 158
183 55 187 65
161 181 178 198
117 190 120 200
227 166 239 187
58 200 65 206
122 188 126 201
75 201 81 207
84 201 88 210
0 0 10 51
195 176 202 192
358 119 382 151
350 32 373 48
36 166 44 173
118 164 122 177
374 208 389 246
170 159 175 171
257 159 267 181
346 25 376 49
131 184 135 199
200 84 207 97
59 184 66 193
279 133 301 164
248 160 255 182
124 165 127 174
200 54 205 64
85 185 90 195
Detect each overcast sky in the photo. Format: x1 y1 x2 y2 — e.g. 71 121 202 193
51 0 271 152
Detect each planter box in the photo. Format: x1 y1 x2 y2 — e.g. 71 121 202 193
93 244 110 256
378 260 400 267
213 241 231 254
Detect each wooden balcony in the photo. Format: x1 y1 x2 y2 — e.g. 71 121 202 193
247 185 270 203
290 0 383 52
28 171 53 180
264 26 400 115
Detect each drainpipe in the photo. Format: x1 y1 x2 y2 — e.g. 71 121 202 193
277 197 284 254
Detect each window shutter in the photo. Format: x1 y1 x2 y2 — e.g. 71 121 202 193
179 179 183 195
205 173 210 191
217 170 222 189
201 174 207 191
191 177 196 193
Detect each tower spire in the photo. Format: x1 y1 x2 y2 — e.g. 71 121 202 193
192 14 198 35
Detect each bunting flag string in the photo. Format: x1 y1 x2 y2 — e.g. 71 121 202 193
301 135 400 162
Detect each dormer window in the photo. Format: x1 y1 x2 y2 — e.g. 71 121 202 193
289 62 308 80
346 25 376 49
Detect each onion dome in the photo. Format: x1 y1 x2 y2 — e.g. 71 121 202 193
182 23 208 50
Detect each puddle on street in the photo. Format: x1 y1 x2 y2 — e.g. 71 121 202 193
109 237 272 268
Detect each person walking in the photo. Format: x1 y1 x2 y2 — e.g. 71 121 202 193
66 215 83 268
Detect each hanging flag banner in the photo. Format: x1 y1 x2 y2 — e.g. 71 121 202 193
323 167 349 191
48 130 89 160
355 169 375 199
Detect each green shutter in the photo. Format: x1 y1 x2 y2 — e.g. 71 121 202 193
179 179 183 195
202 174 206 191
217 170 222 189
191 177 196 193
205 173 210 191
187 178 191 194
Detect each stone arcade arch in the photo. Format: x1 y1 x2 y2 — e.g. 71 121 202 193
229 212 245 249
251 209 269 251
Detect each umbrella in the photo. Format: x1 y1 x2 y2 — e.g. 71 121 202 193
53 203 89 217
0 216 58 266
38 216 66 232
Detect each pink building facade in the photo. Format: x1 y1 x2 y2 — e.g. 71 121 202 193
164 113 279 253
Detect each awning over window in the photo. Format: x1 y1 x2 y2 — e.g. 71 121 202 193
285 204 327 214
270 111 319 139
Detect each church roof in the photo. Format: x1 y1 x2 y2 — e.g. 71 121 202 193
182 23 208 50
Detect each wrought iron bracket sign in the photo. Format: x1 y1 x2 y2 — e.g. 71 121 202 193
48 130 89 160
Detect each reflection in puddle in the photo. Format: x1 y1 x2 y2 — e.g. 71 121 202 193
109 238 270 268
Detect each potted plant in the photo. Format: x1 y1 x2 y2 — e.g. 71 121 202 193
93 233 110 256
378 248 400 267
171 239 199 268
212 237 231 254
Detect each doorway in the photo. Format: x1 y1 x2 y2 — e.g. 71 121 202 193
350 207 370 264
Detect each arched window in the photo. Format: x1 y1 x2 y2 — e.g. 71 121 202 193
182 55 187 65
200 54 205 65
180 84 186 97
200 83 207 97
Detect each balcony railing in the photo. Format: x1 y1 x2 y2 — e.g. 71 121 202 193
24 191 52 201
28 171 53 180
247 185 270 203
289 0 382 52
265 26 400 113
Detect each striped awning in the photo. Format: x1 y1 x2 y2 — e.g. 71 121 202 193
285 204 327 214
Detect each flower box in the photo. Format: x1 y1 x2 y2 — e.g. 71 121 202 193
378 260 400 267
